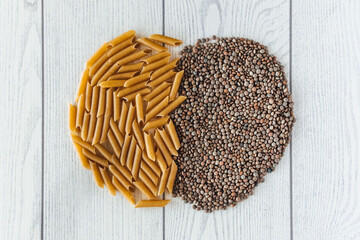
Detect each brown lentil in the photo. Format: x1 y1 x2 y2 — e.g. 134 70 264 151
171 37 295 212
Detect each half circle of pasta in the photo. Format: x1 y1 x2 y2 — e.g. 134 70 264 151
69 30 185 207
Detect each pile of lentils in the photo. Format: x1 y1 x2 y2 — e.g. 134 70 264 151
171 36 295 212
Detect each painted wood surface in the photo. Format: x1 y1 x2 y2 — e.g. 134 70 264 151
1 0 359 239
0 0 42 239
292 0 360 239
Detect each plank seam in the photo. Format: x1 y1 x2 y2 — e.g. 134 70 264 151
162 0 165 240
41 0 45 238
289 0 294 239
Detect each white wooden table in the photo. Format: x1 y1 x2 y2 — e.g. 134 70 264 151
1 0 359 239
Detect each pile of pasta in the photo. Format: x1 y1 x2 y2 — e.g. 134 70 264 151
69 30 186 208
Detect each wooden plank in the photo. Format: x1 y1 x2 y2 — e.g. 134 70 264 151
0 0 42 239
164 0 291 239
292 1 360 239
43 1 163 239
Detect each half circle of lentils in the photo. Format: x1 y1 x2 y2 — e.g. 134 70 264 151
172 37 295 212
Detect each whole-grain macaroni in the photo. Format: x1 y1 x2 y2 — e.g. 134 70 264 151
149 34 183 46
137 37 168 52
70 31 185 208
141 51 171 64
135 200 170 208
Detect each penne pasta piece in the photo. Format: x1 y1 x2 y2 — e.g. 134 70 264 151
155 149 167 172
141 56 170 74
147 70 177 88
126 136 137 170
146 87 171 111
139 169 157 196
97 87 106 117
120 134 131 165
135 94 145 124
144 132 155 161
96 60 124 85
125 102 136 134
112 176 135 205
141 51 171 64
108 43 140 64
166 161 178 194
118 62 144 73
132 120 145 149
158 128 178 156
169 71 183 101
107 129 121 158
86 43 110 69
109 117 124 146
135 200 170 208
149 34 183 46
114 157 133 182
154 130 172 166
99 80 126 88
165 119 180 150
94 143 112 162
133 181 157 200
108 71 139 80
143 82 172 101
85 82 92 111
116 49 151 67
90 161 104 188
71 133 96 154
100 115 111 143
124 72 151 88
105 89 114 116
68 103 77 132
89 53 108 78
143 116 170 132
82 148 109 167
76 94 85 128
100 88 113 143
122 88 150 102
90 86 100 115
137 37 168 52
118 101 128 135
107 36 135 57
113 91 121 121
117 81 148 98
157 168 170 195
132 145 142 180
73 143 91 170
158 96 187 117
108 30 136 47
145 97 169 122
151 59 179 80
87 114 96 142
99 167 117 196
110 154 121 168
73 128 82 137
142 152 161 176
140 161 159 186
92 115 103 145
109 165 134 192
90 60 111 86
81 112 90 141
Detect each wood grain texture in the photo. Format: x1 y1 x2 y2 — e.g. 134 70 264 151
164 0 291 239
43 1 163 239
0 0 42 239
292 0 360 239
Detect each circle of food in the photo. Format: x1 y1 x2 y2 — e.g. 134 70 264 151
172 37 295 212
